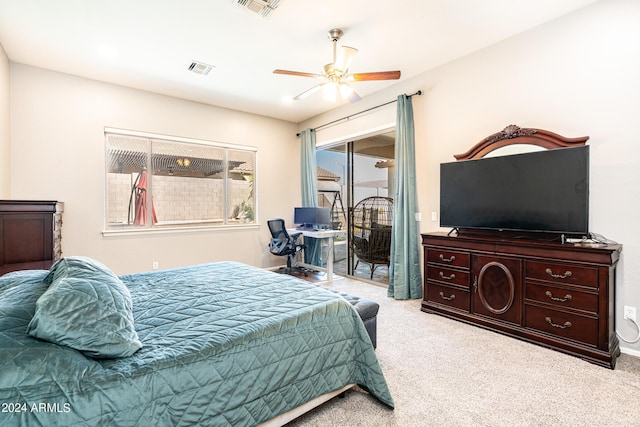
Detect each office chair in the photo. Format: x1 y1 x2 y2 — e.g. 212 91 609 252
267 218 309 276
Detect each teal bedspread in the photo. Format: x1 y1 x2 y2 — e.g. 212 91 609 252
0 261 393 426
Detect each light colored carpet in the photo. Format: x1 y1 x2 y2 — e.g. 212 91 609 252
287 277 640 426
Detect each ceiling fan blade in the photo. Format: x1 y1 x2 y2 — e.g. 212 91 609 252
293 84 324 101
335 46 358 72
273 69 323 78
347 70 401 81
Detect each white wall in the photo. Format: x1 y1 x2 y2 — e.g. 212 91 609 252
8 0 640 355
299 0 640 354
9 64 300 274
0 42 10 198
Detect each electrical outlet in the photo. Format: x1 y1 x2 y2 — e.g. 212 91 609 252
431 212 438 222
152 261 159 270
624 306 636 321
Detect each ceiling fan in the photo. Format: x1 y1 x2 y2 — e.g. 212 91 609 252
273 28 401 103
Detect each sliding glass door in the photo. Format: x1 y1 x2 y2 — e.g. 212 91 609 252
315 130 395 284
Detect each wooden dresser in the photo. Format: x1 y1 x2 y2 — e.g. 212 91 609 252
0 200 63 275
422 231 622 368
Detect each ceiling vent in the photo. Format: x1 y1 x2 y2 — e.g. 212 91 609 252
188 61 214 76
234 0 280 17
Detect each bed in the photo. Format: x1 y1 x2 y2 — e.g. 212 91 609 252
0 257 393 426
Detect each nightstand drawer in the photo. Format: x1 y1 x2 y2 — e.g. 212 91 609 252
526 260 598 288
426 249 470 270
526 282 598 313
525 305 597 346
427 265 469 288
427 281 470 311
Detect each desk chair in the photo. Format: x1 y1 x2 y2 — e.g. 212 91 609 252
267 218 309 276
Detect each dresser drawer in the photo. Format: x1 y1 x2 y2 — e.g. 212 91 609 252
427 281 470 311
525 304 597 346
526 260 598 288
426 248 470 270
526 282 598 314
427 265 469 288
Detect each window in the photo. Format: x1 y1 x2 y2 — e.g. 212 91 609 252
105 129 256 231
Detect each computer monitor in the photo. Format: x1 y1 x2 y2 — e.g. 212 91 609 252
294 207 331 230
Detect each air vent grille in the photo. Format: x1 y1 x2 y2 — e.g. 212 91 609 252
234 0 280 17
188 61 214 76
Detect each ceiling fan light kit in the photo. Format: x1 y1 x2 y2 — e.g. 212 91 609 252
274 28 401 103
323 83 338 102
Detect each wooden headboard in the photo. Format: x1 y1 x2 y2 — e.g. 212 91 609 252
454 124 589 160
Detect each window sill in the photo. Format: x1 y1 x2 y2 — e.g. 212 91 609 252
102 223 260 237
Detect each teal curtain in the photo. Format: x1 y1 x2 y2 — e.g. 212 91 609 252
300 129 322 266
388 94 423 300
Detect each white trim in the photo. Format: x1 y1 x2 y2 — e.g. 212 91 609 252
315 122 395 147
102 223 260 237
620 346 640 358
104 127 258 152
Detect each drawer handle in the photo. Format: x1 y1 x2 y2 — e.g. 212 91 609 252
439 291 456 301
545 268 572 279
545 290 572 303
439 272 456 280
439 254 456 263
545 316 572 329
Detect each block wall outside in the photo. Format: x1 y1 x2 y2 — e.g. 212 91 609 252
107 173 252 224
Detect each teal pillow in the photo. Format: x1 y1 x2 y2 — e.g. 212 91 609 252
27 257 142 359
43 255 117 285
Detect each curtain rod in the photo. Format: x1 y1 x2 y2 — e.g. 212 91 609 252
297 90 422 136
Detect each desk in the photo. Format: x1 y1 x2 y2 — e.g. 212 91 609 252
288 229 345 281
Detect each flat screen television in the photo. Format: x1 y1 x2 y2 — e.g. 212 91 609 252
293 207 331 229
440 145 589 236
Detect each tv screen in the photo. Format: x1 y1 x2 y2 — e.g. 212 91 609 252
440 146 589 236
294 207 331 228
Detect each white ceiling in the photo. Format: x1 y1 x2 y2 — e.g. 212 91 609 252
0 0 598 123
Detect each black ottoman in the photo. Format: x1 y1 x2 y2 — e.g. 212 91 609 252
326 289 379 349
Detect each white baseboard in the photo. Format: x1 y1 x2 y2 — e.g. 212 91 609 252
620 346 640 358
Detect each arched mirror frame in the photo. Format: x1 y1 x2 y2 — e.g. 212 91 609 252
454 124 589 161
